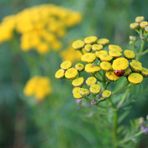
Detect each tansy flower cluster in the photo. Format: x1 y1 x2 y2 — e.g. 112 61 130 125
130 16 148 32
0 4 81 54
24 76 52 101
55 35 148 103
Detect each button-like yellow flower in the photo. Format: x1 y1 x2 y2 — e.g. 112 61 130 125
86 77 97 86
84 36 98 44
65 68 78 79
102 90 111 98
106 71 119 81
75 63 84 71
90 84 101 94
109 50 122 57
96 50 108 58
112 57 129 70
92 44 103 51
72 77 84 87
124 50 135 59
81 53 96 63
141 67 148 77
72 40 85 50
108 44 122 52
85 64 100 73
140 21 148 29
55 69 65 79
80 88 90 96
60 60 72 70
72 87 82 99
97 38 109 45
130 23 139 29
128 73 143 84
84 44 92 52
99 54 113 62
100 61 112 71
130 60 142 72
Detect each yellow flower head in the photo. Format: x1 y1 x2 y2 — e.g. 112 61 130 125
109 50 122 57
75 63 84 71
81 53 96 63
72 87 82 99
130 60 142 72
86 76 97 86
84 36 98 44
80 88 90 96
96 50 112 61
124 49 135 59
84 44 92 52
141 67 148 77
90 84 101 94
24 76 51 101
85 64 100 73
65 68 78 79
108 44 122 52
60 60 72 70
140 21 148 29
112 57 129 70
97 38 109 45
55 69 65 79
92 44 103 51
72 40 85 50
106 71 119 81
100 61 112 71
102 90 111 98
96 50 108 58
72 77 84 87
130 23 139 29
128 73 143 84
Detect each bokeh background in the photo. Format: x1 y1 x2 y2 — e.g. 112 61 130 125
0 0 148 148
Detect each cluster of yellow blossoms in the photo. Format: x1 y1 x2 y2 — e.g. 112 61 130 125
55 35 148 102
130 16 148 31
0 4 81 54
24 76 52 101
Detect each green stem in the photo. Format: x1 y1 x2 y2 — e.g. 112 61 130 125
113 109 118 148
109 99 118 148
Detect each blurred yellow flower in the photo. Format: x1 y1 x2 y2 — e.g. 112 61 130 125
60 47 81 62
0 4 82 54
24 76 51 101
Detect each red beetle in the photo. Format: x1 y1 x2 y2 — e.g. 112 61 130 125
114 70 125 77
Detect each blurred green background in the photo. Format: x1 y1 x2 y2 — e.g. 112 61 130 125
0 0 148 148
